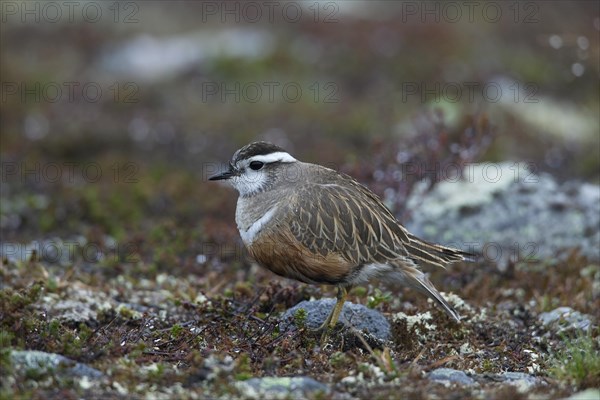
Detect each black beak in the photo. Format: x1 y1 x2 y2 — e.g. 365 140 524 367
209 165 237 181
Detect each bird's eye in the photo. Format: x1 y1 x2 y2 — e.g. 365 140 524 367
249 161 264 171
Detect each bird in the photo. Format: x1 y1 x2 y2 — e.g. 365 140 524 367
209 141 472 336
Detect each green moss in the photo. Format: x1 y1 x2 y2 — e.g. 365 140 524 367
48 320 61 338
234 353 252 381
0 348 12 378
24 367 48 381
146 363 166 381
0 331 15 348
481 358 495 373
234 372 253 381
129 342 147 359
0 389 34 400
330 351 348 369
234 281 253 298
0 284 43 314
39 212 56 232
77 323 93 342
118 306 136 319
45 277 59 293
293 308 307 328
61 331 83 358
170 324 183 339
366 288 392 309
549 334 600 389
351 286 368 298
538 294 560 312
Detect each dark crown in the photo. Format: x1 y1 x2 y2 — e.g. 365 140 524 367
232 141 287 163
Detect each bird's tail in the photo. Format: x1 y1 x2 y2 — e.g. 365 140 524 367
404 232 476 269
389 264 461 322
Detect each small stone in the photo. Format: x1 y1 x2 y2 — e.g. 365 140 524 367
497 372 541 392
51 299 101 322
563 388 600 400
236 376 329 400
428 368 476 386
42 281 114 323
280 299 391 342
10 350 103 378
539 307 593 332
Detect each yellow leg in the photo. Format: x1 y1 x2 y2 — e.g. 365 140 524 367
318 286 349 342
328 286 348 329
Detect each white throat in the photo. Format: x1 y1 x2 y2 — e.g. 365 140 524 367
231 170 269 197
230 151 297 197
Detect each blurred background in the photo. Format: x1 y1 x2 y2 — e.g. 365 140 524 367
2 2 600 397
1 0 598 268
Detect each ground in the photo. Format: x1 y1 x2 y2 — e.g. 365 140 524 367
1 2 599 399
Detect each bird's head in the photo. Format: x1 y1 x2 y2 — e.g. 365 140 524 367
209 141 299 197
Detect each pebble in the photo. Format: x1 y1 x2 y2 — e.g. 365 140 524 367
280 299 391 342
236 376 329 400
428 368 477 386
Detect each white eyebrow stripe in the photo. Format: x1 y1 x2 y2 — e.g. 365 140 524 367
248 152 297 163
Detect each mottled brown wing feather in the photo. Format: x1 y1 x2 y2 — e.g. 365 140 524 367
288 169 472 271
289 176 411 267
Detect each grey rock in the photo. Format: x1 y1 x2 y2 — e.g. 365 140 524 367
236 376 329 400
103 30 275 82
406 163 600 268
428 368 476 386
563 388 600 400
498 371 537 382
478 371 544 392
10 350 103 378
496 372 542 390
200 354 235 381
539 307 593 332
0 236 90 266
280 299 391 342
50 299 101 322
42 283 114 323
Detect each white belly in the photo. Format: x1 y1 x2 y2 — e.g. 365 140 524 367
347 263 393 285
